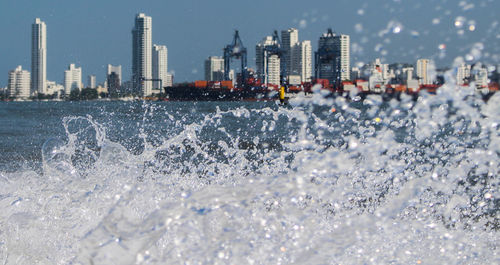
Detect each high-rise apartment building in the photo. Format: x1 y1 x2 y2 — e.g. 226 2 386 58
281 28 299 76
457 63 471 85
315 29 350 85
64 64 82 95
107 64 122 96
204 56 224 81
152 44 168 90
474 67 489 88
132 13 152 96
107 64 122 85
88 75 96 89
8 66 31 99
256 36 281 86
416 59 435 85
293 40 312 82
32 18 47 95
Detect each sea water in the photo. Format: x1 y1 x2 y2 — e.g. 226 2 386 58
0 86 498 264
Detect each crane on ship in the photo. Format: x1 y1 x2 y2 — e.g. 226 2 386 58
223 30 248 86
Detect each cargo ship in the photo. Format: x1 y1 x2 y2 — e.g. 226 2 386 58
163 80 279 101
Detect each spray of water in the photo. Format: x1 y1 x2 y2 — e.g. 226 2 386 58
0 84 498 264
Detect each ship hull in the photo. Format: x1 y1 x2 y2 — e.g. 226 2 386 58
164 86 275 101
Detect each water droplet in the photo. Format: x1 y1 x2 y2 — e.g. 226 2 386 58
455 16 466 28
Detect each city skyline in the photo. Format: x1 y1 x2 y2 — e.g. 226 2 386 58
1 0 499 88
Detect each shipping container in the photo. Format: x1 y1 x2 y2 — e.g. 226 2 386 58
195 80 208 88
221 80 233 89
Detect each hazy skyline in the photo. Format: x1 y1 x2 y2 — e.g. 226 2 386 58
1 0 499 87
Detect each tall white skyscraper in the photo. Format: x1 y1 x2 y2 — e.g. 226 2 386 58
204 56 224 81
64 64 82 95
8 66 31 99
338 34 350 81
281 28 299 76
293 40 312 82
32 18 47 95
132 13 152 96
256 36 281 86
152 44 168 90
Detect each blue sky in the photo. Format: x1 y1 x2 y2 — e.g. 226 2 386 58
0 0 499 87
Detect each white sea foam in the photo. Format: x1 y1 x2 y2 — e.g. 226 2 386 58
0 88 498 264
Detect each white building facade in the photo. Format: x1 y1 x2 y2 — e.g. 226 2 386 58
256 36 281 86
337 34 350 81
32 18 47 95
64 64 82 95
293 40 312 82
457 63 471 85
204 56 224 81
416 59 436 85
8 66 31 99
152 44 168 90
132 13 153 96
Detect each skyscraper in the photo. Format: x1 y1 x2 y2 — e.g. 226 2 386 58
416 59 435 85
64 64 82 95
107 64 122 96
132 13 152 96
457 63 471 85
256 36 281 86
315 29 350 85
293 40 312 82
107 64 122 85
204 56 224 81
88 75 96 89
281 28 299 76
32 18 46 95
8 66 31 99
152 44 168 90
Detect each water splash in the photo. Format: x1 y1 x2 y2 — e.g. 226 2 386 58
0 89 499 264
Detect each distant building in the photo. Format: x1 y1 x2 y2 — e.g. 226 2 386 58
46 81 64 96
153 44 168 90
281 28 299 76
32 18 47 95
107 65 122 96
107 72 120 96
8 66 30 99
456 63 471 85
315 29 350 85
205 56 224 81
107 64 122 85
351 67 361 81
256 36 281 86
88 75 96 89
293 40 312 82
474 67 489 88
132 13 153 96
64 64 82 95
402 67 415 82
165 73 173 87
416 59 435 85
